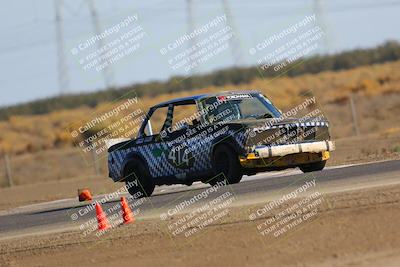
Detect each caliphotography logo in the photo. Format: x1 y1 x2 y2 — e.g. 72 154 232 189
0 1 400 266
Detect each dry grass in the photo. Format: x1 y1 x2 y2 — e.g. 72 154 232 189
0 60 400 187
1 60 399 155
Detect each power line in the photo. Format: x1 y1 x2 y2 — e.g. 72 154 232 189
1 1 399 55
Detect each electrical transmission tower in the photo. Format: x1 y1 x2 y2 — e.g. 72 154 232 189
186 0 197 74
314 0 330 54
185 0 245 73
222 0 244 66
55 0 69 95
88 0 115 89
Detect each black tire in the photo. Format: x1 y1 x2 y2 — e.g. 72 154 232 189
210 144 243 186
299 160 327 173
124 161 155 198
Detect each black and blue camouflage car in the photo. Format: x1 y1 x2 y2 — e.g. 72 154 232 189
107 90 335 197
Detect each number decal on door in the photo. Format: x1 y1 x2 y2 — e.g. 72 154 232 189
167 146 194 169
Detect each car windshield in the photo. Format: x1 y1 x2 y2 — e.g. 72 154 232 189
201 93 281 123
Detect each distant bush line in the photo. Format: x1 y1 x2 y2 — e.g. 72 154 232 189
1 41 399 120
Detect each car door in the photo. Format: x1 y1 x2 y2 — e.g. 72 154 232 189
137 105 178 180
161 103 198 181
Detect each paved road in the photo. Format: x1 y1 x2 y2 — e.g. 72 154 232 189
0 160 399 238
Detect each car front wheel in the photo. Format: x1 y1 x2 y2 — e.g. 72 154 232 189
210 144 243 186
299 160 327 173
124 161 155 198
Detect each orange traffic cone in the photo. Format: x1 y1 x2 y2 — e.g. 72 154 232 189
78 188 93 202
121 197 134 224
96 203 110 231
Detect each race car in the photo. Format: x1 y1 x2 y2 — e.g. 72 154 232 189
107 91 335 197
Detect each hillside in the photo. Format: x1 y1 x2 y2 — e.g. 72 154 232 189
0 58 399 194
1 41 400 120
1 59 399 156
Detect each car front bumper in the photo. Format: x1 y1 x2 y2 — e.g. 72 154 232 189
239 141 335 168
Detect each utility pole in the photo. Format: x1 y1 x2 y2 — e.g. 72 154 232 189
222 0 244 66
88 0 114 89
349 94 360 136
4 154 13 187
55 0 69 95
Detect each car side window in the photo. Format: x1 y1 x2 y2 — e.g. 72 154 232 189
143 107 168 136
239 98 268 118
170 104 199 132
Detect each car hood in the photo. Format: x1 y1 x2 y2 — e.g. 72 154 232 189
222 117 329 129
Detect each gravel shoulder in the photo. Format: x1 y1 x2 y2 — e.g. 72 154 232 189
1 183 399 267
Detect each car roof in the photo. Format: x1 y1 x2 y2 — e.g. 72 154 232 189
151 94 208 108
151 90 261 108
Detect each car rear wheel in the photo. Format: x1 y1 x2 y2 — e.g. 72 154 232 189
299 160 326 173
124 161 155 198
209 144 243 186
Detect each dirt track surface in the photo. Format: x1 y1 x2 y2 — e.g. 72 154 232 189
1 173 400 266
0 133 398 212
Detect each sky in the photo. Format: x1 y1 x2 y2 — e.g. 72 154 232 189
1 0 400 107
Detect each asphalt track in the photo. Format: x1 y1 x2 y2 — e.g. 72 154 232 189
0 160 399 239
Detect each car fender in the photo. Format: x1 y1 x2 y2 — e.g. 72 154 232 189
120 151 150 181
210 132 245 160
